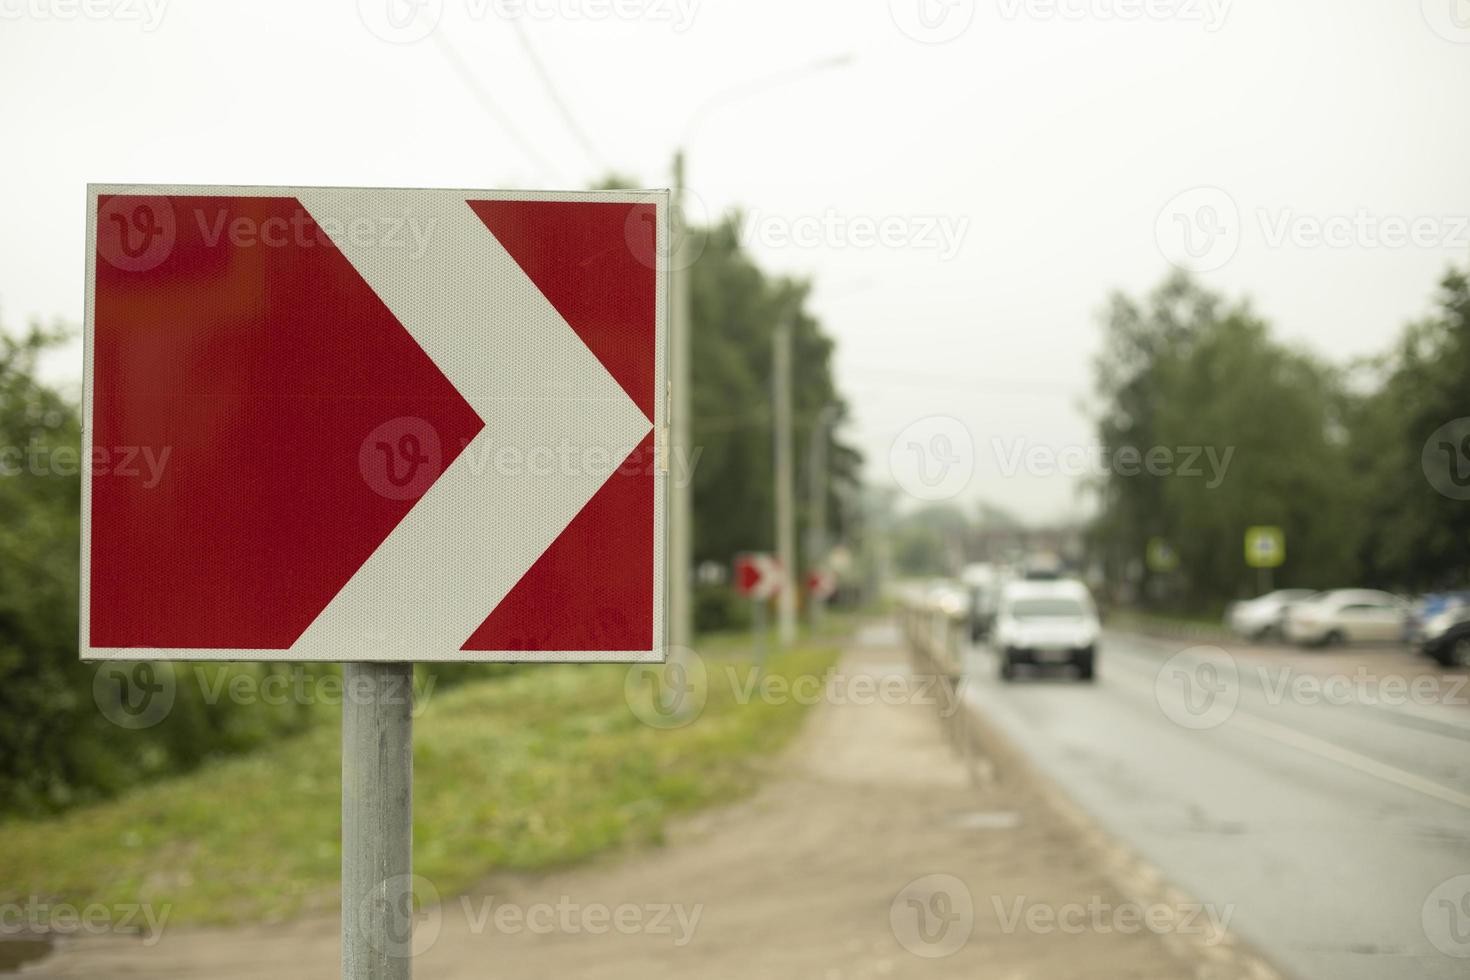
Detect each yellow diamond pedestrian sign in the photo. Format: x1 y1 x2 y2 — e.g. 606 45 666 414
1245 526 1285 568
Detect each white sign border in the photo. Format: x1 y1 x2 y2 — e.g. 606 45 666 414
80 183 668 664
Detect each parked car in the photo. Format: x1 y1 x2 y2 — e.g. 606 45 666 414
993 579 1100 681
1282 589 1409 646
1407 591 1470 644
1419 605 1470 667
1225 589 1318 641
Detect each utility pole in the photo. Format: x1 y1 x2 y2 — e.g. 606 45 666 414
773 308 798 646
806 404 838 630
667 55 852 656
669 150 692 654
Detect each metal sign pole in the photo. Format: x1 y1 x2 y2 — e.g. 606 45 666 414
342 662 414 980
753 596 769 679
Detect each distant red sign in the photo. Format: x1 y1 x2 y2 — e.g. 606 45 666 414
806 569 837 601
734 553 782 600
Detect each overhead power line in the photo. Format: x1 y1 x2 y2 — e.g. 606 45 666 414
431 30 565 183
509 18 606 173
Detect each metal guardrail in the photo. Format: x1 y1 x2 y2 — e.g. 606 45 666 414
893 590 978 783
894 592 966 678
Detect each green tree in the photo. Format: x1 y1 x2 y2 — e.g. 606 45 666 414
1347 267 1470 590
686 214 861 624
1091 273 1355 608
0 324 88 811
888 503 970 576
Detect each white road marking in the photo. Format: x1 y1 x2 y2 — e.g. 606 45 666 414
1222 710 1470 811
1098 641 1470 812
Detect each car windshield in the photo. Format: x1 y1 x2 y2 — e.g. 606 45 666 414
1009 598 1087 619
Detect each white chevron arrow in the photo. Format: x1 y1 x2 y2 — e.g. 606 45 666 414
291 189 652 660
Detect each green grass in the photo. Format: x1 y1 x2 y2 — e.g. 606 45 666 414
0 631 844 926
1109 608 1229 631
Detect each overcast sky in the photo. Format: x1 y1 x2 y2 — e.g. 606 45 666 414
3 0 1468 523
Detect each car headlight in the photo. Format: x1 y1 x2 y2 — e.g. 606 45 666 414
1424 612 1458 641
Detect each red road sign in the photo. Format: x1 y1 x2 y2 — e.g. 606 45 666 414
82 185 668 662
734 553 782 601
806 569 837 601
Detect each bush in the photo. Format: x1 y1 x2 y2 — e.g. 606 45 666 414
693 583 753 634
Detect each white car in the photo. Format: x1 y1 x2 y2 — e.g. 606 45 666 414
1282 589 1409 647
1226 589 1318 641
960 562 1001 641
992 579 1100 681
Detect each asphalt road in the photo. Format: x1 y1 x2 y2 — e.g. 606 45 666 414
959 628 1470 980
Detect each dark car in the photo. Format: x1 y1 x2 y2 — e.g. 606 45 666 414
1421 605 1470 667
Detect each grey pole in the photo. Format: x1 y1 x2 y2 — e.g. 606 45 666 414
752 597 769 678
671 57 853 653
806 404 838 630
773 310 798 646
669 150 693 654
343 662 415 980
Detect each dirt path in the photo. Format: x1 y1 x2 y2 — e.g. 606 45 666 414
25 625 1266 978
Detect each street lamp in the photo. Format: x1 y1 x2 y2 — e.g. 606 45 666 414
668 53 854 653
